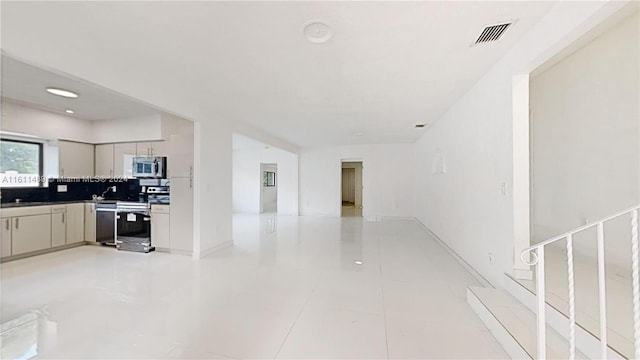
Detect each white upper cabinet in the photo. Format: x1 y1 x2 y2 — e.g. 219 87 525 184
95 144 115 177
168 132 194 178
136 141 167 157
59 140 94 177
113 143 137 178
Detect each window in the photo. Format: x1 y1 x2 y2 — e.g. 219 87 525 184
263 171 276 187
0 139 43 187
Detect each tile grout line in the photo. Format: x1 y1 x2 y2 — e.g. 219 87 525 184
377 225 391 360
272 282 319 360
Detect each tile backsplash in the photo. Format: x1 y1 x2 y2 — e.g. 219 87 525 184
1 178 142 203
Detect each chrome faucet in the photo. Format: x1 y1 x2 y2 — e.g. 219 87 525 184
101 186 116 198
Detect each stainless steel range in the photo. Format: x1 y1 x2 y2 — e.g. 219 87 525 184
115 201 154 253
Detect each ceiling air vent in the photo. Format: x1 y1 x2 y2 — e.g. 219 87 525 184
474 22 512 45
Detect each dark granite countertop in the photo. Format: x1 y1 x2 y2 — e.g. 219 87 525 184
1 200 91 209
0 199 148 209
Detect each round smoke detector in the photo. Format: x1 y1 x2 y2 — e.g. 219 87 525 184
303 20 333 44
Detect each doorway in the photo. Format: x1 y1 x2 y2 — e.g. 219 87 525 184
260 164 277 213
341 161 363 217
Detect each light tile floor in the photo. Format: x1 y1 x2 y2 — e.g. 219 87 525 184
1 214 507 359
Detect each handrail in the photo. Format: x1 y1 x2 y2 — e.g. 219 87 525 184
522 203 640 256
519 204 640 360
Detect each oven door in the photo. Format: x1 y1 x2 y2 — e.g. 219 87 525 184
116 211 152 252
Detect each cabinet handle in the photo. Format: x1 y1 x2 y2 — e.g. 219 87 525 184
62 213 65 223
5 219 9 231
15 218 19 230
61 169 64 177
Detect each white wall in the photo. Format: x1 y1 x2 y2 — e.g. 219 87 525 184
232 143 298 216
530 12 639 266
1 100 94 142
193 118 233 257
1 99 176 144
413 1 631 287
92 114 163 143
299 144 414 218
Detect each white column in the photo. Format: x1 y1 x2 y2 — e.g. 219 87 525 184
512 74 532 279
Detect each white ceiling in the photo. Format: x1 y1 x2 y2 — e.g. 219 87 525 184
1 1 556 147
1 56 160 121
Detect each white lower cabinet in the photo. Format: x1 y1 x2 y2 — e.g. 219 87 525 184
84 203 97 242
151 205 170 250
12 214 52 255
66 203 84 244
1 202 87 259
1 218 12 257
51 211 66 247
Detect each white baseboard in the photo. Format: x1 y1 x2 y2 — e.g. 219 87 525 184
415 218 493 288
160 248 192 256
380 216 415 221
198 241 232 259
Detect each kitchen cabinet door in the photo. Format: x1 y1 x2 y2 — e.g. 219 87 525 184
59 141 95 177
113 143 137 178
136 142 166 157
12 215 52 255
95 144 115 178
168 132 194 178
51 212 66 247
66 203 84 244
169 178 193 253
151 209 170 250
1 218 11 257
151 141 168 157
84 203 96 242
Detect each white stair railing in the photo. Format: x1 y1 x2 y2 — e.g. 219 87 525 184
521 204 640 360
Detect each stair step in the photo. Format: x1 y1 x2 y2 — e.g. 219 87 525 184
504 273 627 359
468 286 588 359
504 274 634 359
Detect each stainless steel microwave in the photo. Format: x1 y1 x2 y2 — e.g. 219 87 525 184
132 157 167 178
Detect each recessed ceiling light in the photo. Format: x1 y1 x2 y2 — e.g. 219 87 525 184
46 87 78 98
355 261 363 265
65 109 75 114
303 20 333 44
